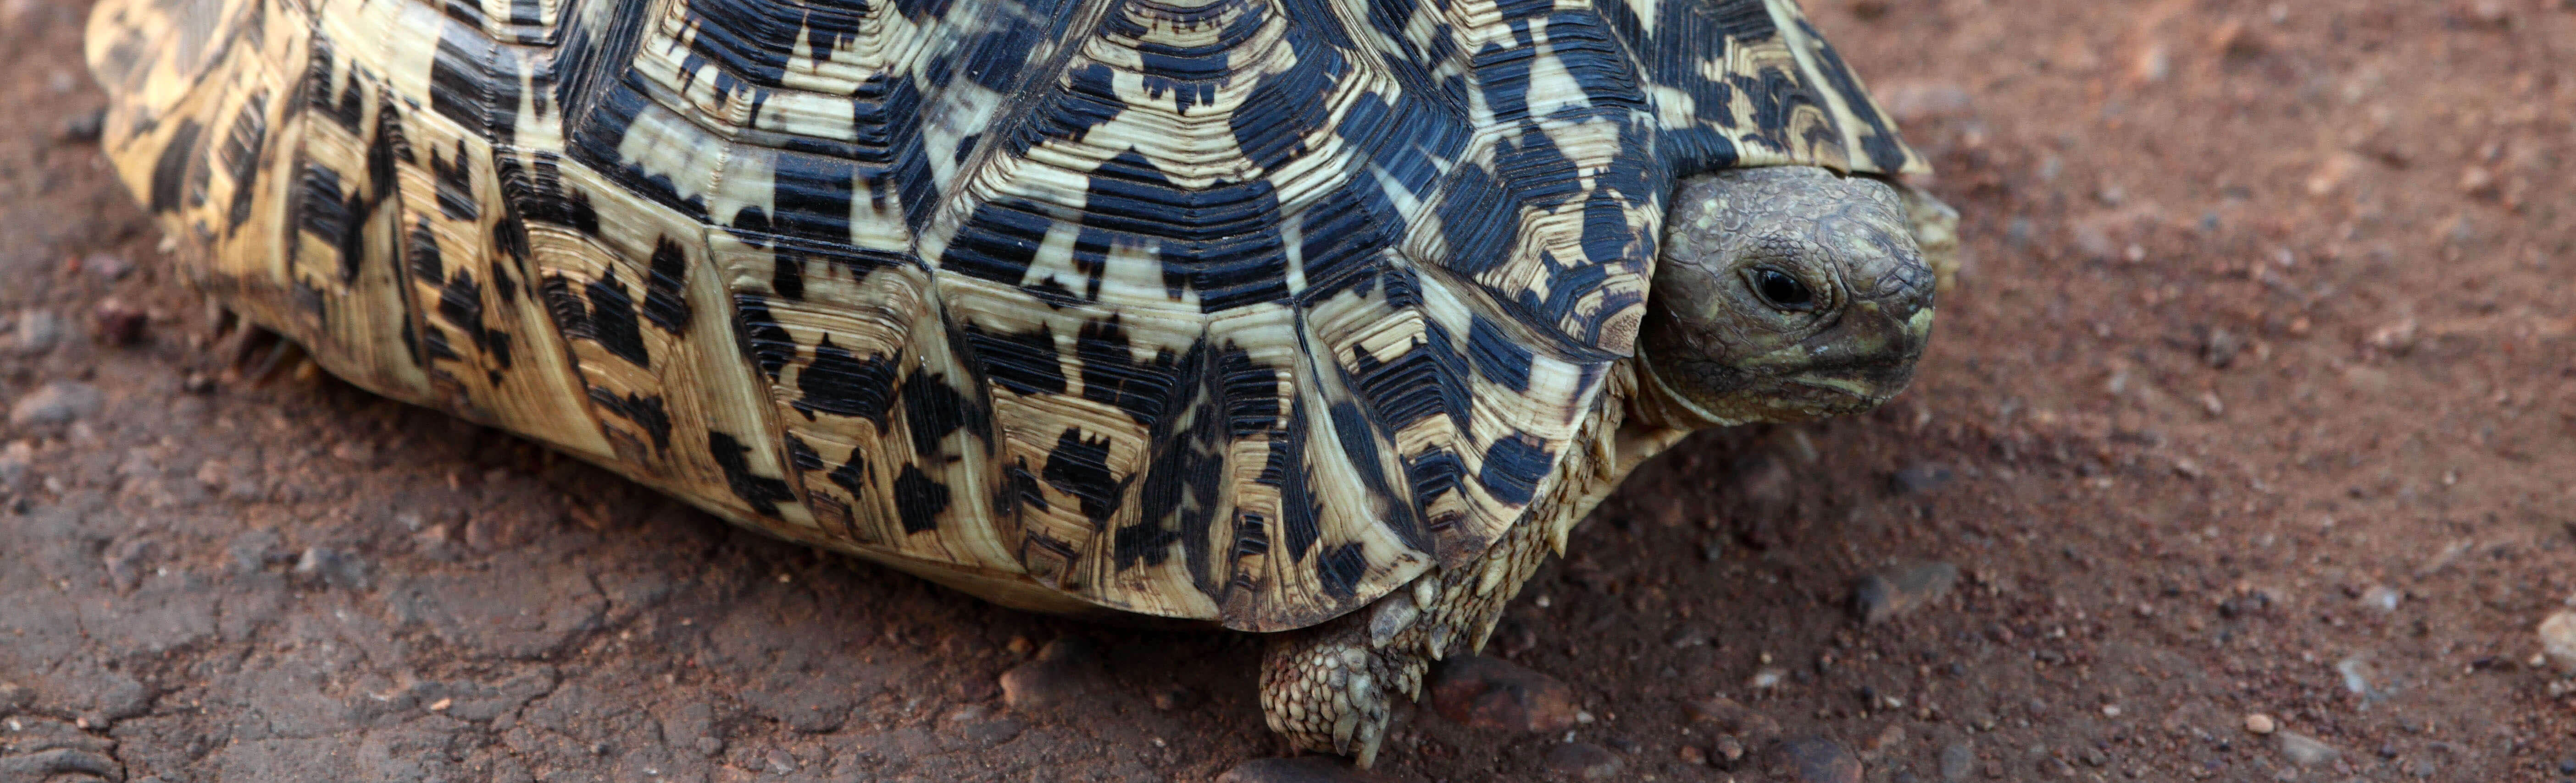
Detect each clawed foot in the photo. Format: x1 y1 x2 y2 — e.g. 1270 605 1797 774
1259 622 1427 767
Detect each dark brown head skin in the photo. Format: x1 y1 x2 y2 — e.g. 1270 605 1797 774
1636 167 1936 427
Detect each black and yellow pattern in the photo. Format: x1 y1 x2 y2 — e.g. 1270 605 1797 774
87 0 1920 631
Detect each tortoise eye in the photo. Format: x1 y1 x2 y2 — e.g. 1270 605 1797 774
1751 267 1815 311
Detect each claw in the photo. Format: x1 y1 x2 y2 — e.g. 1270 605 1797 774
1352 714 1385 768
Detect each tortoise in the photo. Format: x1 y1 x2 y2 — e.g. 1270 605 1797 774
83 0 1954 762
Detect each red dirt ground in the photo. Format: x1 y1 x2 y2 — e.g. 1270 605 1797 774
3 0 2572 780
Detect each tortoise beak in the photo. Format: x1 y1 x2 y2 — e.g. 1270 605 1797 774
1751 281 1933 418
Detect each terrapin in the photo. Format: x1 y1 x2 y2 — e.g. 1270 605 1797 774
85 0 1954 762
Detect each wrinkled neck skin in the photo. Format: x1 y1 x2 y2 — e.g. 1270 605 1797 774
1630 166 1938 433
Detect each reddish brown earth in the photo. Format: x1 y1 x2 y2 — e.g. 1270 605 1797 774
5 0 2574 781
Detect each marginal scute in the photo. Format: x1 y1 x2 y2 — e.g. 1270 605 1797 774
90 0 1921 630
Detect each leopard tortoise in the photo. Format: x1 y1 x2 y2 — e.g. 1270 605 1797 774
85 0 1954 762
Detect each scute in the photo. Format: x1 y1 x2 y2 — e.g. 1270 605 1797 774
89 0 1920 631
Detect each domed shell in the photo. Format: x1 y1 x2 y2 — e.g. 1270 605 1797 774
87 0 1919 630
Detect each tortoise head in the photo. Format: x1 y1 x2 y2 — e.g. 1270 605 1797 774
1635 166 1937 427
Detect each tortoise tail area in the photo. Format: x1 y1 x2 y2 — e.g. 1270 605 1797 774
84 0 622 443
87 0 440 403
81 0 848 545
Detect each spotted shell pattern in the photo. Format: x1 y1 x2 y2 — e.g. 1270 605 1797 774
86 0 1921 630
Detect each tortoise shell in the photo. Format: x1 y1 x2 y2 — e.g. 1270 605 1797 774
85 0 1921 631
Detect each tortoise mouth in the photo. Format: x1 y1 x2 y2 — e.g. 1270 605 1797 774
1636 320 1927 427
1704 360 1916 421
1777 363 1918 416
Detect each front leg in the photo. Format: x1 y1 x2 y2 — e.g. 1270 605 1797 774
1259 388 1678 766
1258 506 1559 766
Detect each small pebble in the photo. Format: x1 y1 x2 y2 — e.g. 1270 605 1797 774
2539 611 2576 670
294 547 372 590
1890 463 1954 494
1939 742 1974 782
1543 742 1623 780
1852 561 1960 624
1427 655 1579 733
1714 735 1746 765
2277 731 2342 765
2359 585 2401 612
2244 713 2276 735
9 381 104 428
1776 736 1862 783
0 444 29 494
10 311 63 355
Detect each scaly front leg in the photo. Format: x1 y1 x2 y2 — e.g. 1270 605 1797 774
1259 380 1685 766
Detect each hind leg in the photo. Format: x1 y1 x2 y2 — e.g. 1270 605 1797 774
202 303 302 383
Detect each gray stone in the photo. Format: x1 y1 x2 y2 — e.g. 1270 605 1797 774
1890 464 1954 494
1544 742 1624 780
1776 736 1862 783
8 310 62 355
9 381 103 428
2359 585 2401 612
2279 731 2343 765
1940 741 1974 781
0 441 34 494
1852 562 1960 624
293 547 372 591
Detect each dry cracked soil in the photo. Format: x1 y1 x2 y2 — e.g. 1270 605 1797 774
4 0 2576 781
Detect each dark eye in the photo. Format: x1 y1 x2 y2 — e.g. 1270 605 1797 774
1751 268 1815 311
